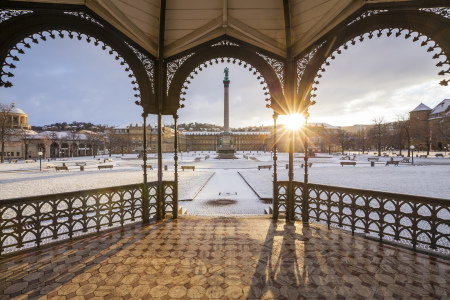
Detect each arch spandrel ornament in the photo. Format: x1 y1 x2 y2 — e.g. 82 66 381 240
164 38 288 116
0 9 158 114
295 8 450 111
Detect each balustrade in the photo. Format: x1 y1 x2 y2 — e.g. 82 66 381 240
0 181 174 255
276 181 450 254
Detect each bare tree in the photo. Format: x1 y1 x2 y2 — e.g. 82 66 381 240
369 117 388 156
355 127 368 154
395 113 411 156
65 131 80 157
0 103 13 163
85 132 104 158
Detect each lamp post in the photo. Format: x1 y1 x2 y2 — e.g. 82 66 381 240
38 151 43 171
410 145 414 165
444 147 447 156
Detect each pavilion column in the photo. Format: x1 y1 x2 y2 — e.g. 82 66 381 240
302 113 310 225
142 113 150 223
155 0 167 221
272 113 279 220
157 114 163 220
173 114 179 219
283 0 295 220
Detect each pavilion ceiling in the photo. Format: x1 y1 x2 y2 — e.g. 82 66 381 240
6 0 446 58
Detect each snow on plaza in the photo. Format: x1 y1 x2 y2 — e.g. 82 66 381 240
1 151 449 216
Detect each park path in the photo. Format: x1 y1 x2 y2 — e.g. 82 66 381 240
179 169 267 215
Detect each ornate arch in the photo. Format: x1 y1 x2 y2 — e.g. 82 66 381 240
164 40 287 115
0 9 158 114
296 8 450 110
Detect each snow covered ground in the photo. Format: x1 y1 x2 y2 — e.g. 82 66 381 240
1 151 449 212
180 169 267 215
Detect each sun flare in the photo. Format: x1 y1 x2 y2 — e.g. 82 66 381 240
280 113 304 130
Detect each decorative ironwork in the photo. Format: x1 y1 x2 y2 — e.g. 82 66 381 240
347 10 388 26
301 26 450 96
256 52 284 90
211 40 239 47
64 11 104 27
1 30 139 93
177 57 271 107
276 181 450 254
127 43 155 93
0 9 32 24
296 45 321 92
0 182 177 255
162 181 175 218
420 8 450 20
167 53 194 94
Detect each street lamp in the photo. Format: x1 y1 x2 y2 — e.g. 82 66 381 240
410 145 414 165
38 151 43 171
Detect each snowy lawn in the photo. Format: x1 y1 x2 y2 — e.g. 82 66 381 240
0 168 213 201
239 164 450 199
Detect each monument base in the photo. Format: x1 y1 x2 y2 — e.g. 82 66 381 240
216 145 237 159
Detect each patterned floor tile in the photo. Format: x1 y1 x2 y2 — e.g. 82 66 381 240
1 216 449 299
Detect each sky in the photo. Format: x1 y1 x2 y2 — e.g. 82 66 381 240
0 32 448 128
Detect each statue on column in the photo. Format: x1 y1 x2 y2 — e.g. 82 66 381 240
224 67 229 81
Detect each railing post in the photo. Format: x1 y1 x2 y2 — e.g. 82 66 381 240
272 113 279 220
141 183 149 224
173 114 179 219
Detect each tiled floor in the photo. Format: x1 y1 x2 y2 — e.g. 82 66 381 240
1 216 449 299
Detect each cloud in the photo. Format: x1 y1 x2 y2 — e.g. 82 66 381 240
0 35 447 128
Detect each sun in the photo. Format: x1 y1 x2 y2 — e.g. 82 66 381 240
280 113 304 130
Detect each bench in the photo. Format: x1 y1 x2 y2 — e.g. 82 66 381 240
396 154 404 157
301 163 312 168
258 165 272 170
340 156 350 160
419 155 428 158
46 163 55 168
62 158 68 161
181 166 195 171
340 161 356 167
401 158 410 163
383 154 389 157
98 165 113 170
142 165 153 170
55 166 69 172
367 157 379 162
75 162 86 166
386 161 399 166
435 154 444 157
10 159 18 163
25 160 34 163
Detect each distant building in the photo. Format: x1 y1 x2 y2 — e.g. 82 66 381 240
410 99 450 151
2 103 37 159
113 123 177 153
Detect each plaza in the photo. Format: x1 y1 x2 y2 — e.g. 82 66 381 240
1 0 450 299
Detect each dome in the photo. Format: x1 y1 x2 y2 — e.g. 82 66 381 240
10 103 26 115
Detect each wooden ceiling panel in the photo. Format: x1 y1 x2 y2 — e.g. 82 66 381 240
166 9 221 20
7 0 428 59
165 19 219 31
228 0 282 9
166 0 222 10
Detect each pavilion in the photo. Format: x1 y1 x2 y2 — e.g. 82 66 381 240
0 1 449 298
